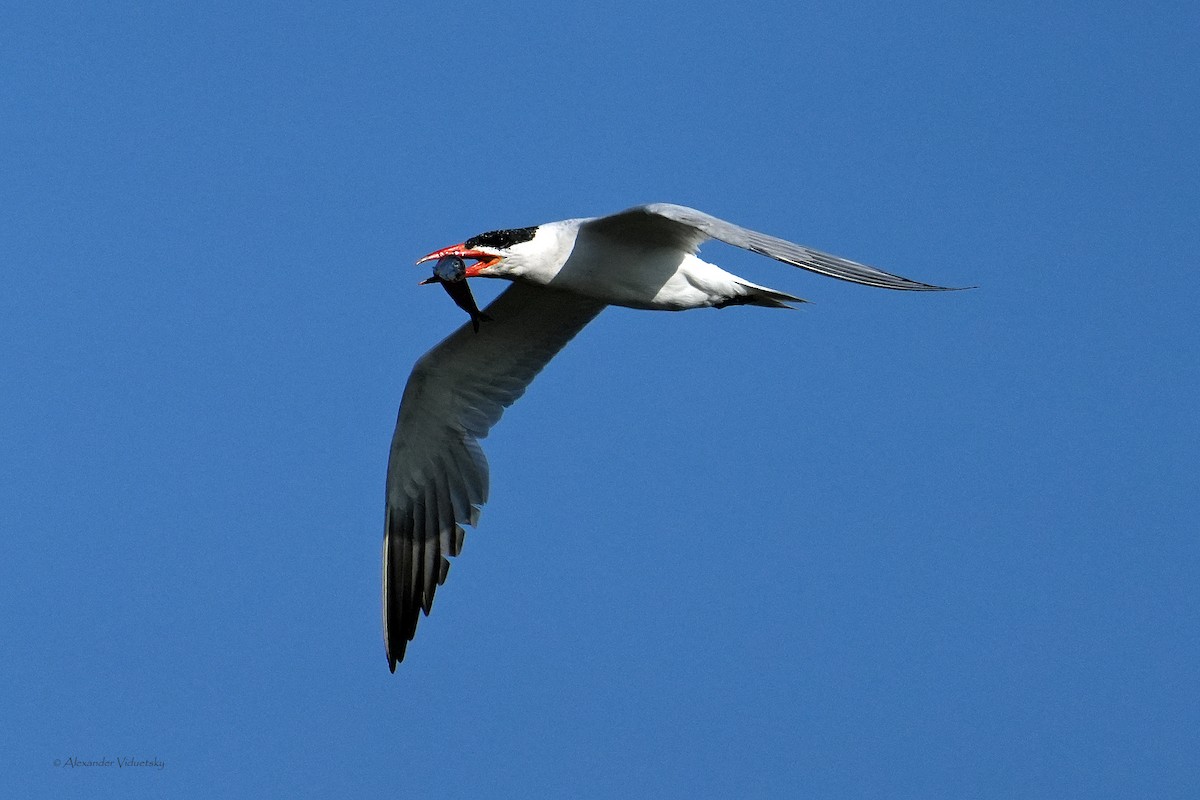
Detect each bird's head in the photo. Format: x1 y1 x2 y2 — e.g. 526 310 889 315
415 225 540 279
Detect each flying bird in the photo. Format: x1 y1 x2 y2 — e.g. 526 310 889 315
384 203 957 669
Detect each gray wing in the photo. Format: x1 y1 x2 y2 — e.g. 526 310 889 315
589 203 958 291
384 283 606 669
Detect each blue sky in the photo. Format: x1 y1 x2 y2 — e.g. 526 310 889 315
3 1 1198 797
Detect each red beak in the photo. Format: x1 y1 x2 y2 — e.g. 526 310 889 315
415 243 501 276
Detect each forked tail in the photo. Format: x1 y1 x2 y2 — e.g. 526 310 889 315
717 280 806 309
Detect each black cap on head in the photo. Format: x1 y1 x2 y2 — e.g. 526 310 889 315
464 226 538 251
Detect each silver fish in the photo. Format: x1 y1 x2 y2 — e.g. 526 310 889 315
432 255 466 283
421 256 492 333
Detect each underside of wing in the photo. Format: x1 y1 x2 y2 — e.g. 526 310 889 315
603 203 960 291
384 283 606 669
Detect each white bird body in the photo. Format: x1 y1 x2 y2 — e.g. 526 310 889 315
478 218 779 310
384 203 958 670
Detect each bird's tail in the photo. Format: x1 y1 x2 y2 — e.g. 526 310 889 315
720 280 806 309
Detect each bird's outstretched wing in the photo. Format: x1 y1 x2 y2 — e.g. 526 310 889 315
586 203 958 291
384 283 606 669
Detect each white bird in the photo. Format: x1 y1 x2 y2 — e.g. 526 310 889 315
384 203 956 669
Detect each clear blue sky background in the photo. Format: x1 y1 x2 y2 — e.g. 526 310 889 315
3 1 1197 797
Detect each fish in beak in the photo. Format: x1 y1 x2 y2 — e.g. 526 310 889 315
418 255 493 333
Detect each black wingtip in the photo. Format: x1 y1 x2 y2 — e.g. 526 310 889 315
387 639 405 671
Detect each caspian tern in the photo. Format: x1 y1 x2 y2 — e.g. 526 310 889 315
384 203 956 669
